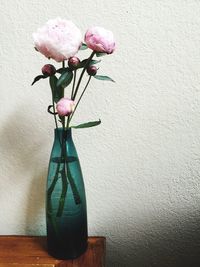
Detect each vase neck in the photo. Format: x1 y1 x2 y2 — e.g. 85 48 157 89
54 128 72 141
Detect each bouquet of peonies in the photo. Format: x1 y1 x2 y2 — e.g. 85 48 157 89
32 19 116 248
32 18 115 130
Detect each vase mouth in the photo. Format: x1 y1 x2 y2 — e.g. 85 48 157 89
54 127 71 132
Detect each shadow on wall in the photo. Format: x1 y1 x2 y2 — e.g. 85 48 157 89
0 108 47 235
25 172 46 235
105 207 200 267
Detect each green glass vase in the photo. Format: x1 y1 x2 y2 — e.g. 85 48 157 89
46 128 88 259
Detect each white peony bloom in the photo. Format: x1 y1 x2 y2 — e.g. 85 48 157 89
33 18 82 62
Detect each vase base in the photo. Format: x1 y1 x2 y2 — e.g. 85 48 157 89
47 241 88 260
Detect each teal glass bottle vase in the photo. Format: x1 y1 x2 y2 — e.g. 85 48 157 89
46 128 88 259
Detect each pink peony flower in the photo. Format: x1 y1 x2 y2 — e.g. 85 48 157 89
33 18 82 62
56 97 75 116
85 26 115 54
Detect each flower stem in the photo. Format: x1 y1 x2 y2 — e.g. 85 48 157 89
52 100 58 129
72 51 95 101
71 70 77 99
66 162 81 204
47 161 61 197
56 165 68 217
50 76 58 129
69 76 92 123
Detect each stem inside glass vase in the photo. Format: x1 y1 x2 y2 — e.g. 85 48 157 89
47 128 81 222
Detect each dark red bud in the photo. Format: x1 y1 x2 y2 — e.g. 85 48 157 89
68 57 80 69
41 64 56 76
87 65 97 76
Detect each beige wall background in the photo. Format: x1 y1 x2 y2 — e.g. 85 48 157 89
1 1 200 266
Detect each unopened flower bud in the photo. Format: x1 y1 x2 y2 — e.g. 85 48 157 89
56 97 75 117
87 65 97 76
41 64 56 76
68 56 80 69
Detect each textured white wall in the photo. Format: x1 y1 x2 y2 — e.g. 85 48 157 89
1 1 200 266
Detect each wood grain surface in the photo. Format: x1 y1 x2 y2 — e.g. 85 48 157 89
0 236 105 267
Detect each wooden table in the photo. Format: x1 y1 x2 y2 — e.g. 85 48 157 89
0 236 105 267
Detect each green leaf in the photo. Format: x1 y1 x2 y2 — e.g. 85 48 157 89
31 75 46 85
49 76 64 103
56 67 66 74
47 105 57 115
78 59 101 69
94 75 115 82
57 68 73 88
79 43 88 50
90 59 101 65
70 120 101 129
49 75 57 95
96 52 107 57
